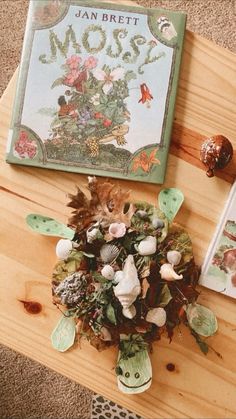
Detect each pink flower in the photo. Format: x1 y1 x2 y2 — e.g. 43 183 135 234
64 70 79 86
66 55 81 70
109 222 126 238
103 119 112 127
84 56 98 70
19 131 28 141
14 133 37 159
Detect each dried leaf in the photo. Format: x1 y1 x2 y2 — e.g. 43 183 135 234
68 178 136 232
141 278 150 299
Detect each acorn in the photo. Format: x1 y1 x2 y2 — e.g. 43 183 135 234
200 135 233 177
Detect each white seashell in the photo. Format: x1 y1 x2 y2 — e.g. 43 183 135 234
122 304 136 319
100 326 112 341
167 250 182 266
86 222 100 244
101 265 115 280
136 210 149 220
152 217 164 229
113 270 123 284
114 255 141 308
109 222 126 238
160 263 183 281
100 244 119 263
56 239 73 260
146 307 166 327
137 236 157 256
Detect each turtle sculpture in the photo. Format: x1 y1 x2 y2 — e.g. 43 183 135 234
26 177 218 394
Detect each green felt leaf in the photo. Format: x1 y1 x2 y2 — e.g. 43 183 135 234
158 188 184 222
106 303 117 325
26 214 75 239
51 314 76 352
159 284 172 307
186 303 218 337
117 335 152 394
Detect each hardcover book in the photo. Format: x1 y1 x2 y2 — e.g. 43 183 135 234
200 182 236 298
6 0 186 184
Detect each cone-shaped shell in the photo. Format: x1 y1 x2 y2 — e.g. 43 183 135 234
114 255 141 308
160 263 183 281
146 307 166 327
100 244 119 263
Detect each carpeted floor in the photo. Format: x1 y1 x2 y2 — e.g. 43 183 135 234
0 1 235 418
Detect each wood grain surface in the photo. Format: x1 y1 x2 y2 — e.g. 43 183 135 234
0 2 236 418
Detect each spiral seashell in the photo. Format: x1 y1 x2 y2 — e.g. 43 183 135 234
114 255 141 308
146 307 166 327
100 244 119 263
167 250 182 266
56 239 73 260
122 304 136 319
101 265 115 280
86 223 100 244
160 263 183 281
137 236 157 256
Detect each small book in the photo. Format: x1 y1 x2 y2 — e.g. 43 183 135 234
6 0 186 184
200 182 236 298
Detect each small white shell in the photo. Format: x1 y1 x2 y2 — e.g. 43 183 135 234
152 217 164 229
136 210 148 220
56 239 73 260
100 326 112 341
101 265 115 280
167 250 182 266
100 244 119 263
137 236 157 256
146 307 166 327
160 263 183 281
86 223 100 244
122 304 136 319
109 222 126 238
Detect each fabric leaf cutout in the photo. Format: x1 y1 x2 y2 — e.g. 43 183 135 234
51 313 76 352
159 284 172 307
186 303 218 337
106 303 117 325
158 188 184 222
26 214 75 239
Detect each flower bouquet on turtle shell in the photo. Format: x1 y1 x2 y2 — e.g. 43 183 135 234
26 177 218 394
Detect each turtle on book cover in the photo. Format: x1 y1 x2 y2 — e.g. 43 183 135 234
6 0 186 184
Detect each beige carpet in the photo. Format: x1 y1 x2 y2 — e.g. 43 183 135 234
0 1 235 418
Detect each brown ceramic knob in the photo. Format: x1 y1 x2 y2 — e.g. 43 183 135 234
200 135 233 177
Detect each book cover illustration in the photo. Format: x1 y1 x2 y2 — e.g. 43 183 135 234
6 0 186 184
200 182 236 298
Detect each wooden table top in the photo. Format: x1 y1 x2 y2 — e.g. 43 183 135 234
0 4 236 418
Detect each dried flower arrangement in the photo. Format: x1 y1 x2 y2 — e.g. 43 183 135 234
26 177 218 394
